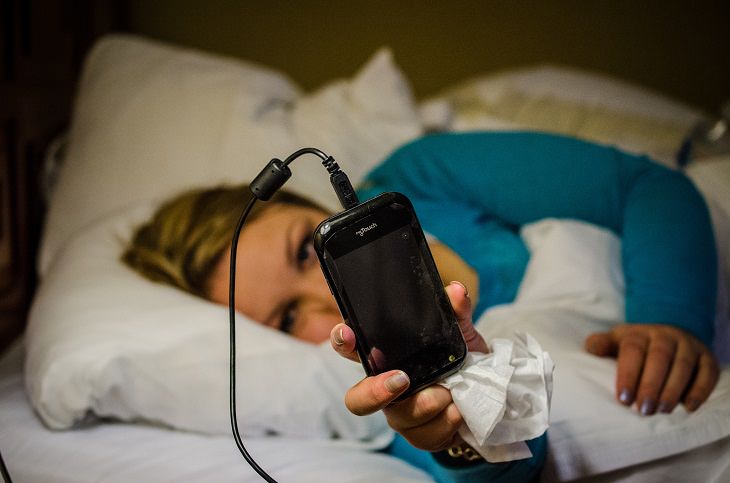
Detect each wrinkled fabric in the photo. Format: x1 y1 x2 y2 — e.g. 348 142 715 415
439 332 553 462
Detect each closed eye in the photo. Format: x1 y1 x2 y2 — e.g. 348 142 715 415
296 235 316 268
279 304 296 334
280 221 319 333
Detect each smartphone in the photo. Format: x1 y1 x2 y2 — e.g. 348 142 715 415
314 192 467 400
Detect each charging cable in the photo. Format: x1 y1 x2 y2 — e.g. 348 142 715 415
0 447 12 483
229 148 358 482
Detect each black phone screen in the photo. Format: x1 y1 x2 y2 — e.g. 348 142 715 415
316 193 465 388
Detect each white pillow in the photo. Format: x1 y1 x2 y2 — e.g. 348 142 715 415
39 34 422 276
29 32 422 443
421 64 704 166
27 202 392 446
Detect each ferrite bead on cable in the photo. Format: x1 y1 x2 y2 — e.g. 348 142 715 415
249 159 292 200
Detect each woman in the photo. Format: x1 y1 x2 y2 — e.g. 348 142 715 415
124 131 719 481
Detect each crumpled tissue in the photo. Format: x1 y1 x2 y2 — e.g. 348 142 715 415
439 331 554 462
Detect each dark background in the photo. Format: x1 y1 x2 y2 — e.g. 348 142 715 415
128 0 730 113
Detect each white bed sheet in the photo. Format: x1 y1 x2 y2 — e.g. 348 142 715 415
4 340 730 483
0 341 430 483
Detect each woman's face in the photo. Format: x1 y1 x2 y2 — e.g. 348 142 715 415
207 204 340 344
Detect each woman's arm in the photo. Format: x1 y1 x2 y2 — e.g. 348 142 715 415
359 131 717 345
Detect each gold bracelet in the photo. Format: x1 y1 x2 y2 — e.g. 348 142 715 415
446 444 483 461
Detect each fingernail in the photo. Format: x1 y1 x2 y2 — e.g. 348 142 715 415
657 401 673 414
449 281 469 297
619 388 634 405
685 399 700 412
640 399 656 416
384 371 410 394
333 327 345 346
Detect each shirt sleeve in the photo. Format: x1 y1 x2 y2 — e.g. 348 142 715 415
358 132 717 346
384 433 547 483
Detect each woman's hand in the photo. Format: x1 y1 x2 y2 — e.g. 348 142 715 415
330 281 488 451
585 324 719 415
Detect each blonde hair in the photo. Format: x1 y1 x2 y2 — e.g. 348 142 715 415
122 185 323 297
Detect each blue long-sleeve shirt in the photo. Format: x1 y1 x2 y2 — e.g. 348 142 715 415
359 131 717 482
359 131 716 344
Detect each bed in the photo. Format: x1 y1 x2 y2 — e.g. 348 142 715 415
3 5 730 483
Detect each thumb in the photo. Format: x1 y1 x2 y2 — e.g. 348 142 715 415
344 370 410 416
585 331 617 357
446 281 489 354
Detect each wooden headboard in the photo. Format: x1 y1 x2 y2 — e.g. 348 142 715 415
1 0 728 351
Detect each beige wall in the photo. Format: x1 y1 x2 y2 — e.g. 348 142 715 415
127 0 729 113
